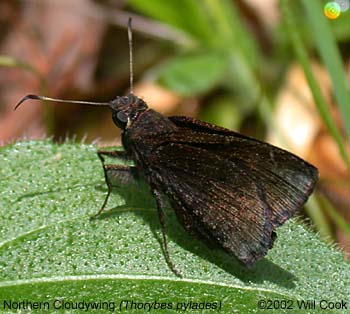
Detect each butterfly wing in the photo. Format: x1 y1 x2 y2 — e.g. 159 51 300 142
151 142 276 266
168 116 319 228
144 116 317 266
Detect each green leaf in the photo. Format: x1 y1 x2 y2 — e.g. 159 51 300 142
127 0 216 46
199 96 242 130
0 55 38 75
157 53 227 96
1 141 349 313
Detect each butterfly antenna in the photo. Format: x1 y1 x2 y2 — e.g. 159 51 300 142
14 94 110 110
128 17 134 94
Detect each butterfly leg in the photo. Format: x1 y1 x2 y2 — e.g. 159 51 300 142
91 149 135 219
97 150 129 162
152 188 182 277
90 163 137 220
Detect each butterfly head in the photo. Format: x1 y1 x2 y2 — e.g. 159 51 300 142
109 93 148 129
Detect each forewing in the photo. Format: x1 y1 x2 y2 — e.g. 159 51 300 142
151 143 276 266
168 116 319 227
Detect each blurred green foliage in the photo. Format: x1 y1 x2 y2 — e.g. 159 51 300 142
128 0 264 130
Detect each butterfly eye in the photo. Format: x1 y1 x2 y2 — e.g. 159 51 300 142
112 110 128 129
117 111 128 123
